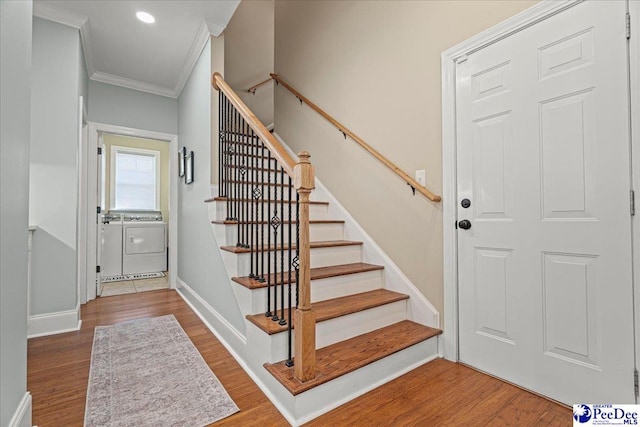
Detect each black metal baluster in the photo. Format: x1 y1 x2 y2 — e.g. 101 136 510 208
259 140 265 283
225 97 232 219
218 91 223 197
253 131 258 264
295 192 300 309
249 129 256 277
242 124 249 248
234 110 241 245
265 151 272 318
279 168 286 326
271 161 279 322
238 114 244 247
286 174 294 366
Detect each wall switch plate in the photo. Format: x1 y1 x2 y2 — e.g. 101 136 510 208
415 169 426 186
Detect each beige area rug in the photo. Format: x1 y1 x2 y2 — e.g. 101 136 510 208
84 315 239 427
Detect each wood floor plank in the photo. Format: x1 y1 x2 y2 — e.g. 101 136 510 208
303 358 571 426
246 289 409 335
28 289 571 426
27 290 288 427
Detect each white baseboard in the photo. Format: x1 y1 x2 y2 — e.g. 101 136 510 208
175 278 299 426
8 392 32 427
27 305 81 338
176 277 246 346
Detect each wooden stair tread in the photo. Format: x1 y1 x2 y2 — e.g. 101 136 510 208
212 219 344 225
224 164 278 173
265 320 442 395
227 180 293 187
246 289 408 335
205 197 328 205
220 240 362 254
233 262 384 289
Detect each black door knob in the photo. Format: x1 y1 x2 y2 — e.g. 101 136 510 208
461 198 471 208
458 219 472 230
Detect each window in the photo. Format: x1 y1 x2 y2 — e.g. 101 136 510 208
110 146 160 211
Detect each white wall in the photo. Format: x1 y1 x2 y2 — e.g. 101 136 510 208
0 1 32 425
89 80 178 134
30 17 81 315
177 37 246 334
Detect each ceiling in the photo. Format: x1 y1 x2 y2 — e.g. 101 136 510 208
33 0 241 98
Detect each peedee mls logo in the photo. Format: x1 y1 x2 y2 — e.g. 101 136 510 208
573 405 639 426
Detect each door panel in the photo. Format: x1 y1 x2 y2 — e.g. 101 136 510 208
456 1 635 404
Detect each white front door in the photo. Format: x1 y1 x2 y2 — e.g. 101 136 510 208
456 0 635 404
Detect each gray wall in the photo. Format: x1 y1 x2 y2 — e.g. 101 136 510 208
30 17 82 315
177 38 245 334
1 0 32 425
89 80 178 134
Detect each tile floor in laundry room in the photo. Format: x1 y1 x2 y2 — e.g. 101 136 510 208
100 275 169 297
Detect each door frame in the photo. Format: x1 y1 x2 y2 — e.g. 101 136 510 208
85 122 178 302
440 0 639 366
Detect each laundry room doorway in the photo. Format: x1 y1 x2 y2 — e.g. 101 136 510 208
85 123 178 302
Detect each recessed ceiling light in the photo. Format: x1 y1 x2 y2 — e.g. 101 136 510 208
136 11 155 24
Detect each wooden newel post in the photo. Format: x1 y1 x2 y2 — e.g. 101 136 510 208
293 151 316 382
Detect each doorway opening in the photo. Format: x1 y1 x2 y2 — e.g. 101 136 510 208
85 123 178 303
98 134 170 297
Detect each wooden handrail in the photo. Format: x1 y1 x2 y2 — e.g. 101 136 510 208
247 77 273 94
269 73 441 202
212 72 317 383
212 72 296 177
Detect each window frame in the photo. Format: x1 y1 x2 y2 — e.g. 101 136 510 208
109 145 161 211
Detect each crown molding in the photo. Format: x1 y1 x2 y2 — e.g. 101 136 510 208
79 20 97 77
173 20 212 98
90 72 177 98
207 21 227 37
33 3 96 79
33 2 87 29
34 3 224 99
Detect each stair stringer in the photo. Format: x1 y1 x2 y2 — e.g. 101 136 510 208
273 132 441 329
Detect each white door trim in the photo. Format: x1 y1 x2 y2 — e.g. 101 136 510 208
629 0 640 383
441 0 589 361
77 96 88 305
86 122 178 301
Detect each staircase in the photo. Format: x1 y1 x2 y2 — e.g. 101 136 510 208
206 73 442 424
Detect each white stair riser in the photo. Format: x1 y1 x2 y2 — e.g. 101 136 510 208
246 299 408 363
220 244 362 278
247 269 384 314
213 200 328 222
292 337 439 422
246 319 291 365
215 222 344 247
316 300 407 348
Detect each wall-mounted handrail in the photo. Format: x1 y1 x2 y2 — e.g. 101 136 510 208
213 72 296 177
269 73 441 202
247 77 273 95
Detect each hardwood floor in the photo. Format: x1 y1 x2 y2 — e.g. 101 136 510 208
28 289 570 426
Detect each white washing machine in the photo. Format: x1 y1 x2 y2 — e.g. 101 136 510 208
121 212 167 275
